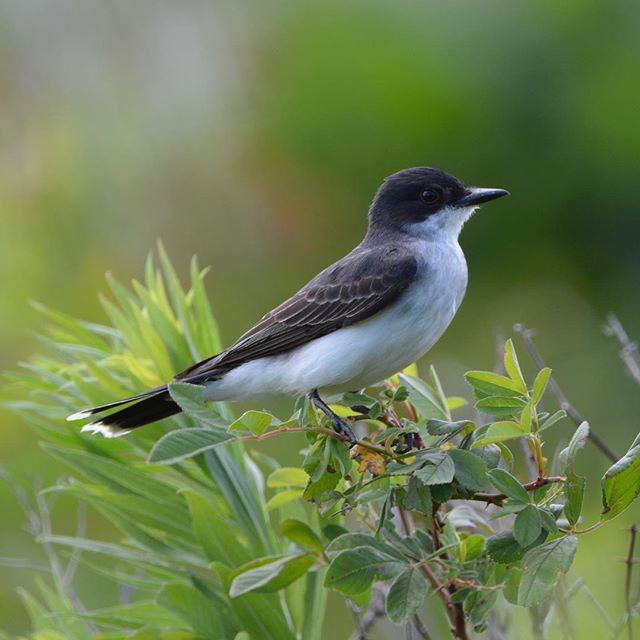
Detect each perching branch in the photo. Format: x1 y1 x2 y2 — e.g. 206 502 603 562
513 323 618 462
471 475 565 506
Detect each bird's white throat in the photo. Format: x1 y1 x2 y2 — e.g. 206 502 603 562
407 205 478 241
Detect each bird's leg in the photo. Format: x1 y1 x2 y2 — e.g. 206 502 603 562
308 389 357 444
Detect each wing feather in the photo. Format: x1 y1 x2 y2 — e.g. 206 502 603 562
177 245 418 384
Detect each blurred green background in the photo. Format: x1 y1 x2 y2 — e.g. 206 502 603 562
1 1 639 637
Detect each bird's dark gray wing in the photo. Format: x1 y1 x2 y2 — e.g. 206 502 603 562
176 245 418 383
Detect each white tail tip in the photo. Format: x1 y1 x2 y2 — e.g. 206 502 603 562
80 422 131 438
67 410 93 422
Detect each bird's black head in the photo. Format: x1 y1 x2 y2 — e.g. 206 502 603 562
367 167 508 238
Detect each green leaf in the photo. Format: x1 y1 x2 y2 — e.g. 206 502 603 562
426 419 474 436
601 433 640 521
518 536 577 607
301 569 328 640
303 469 339 500
531 368 552 404
465 371 526 398
385 566 428 625
471 421 527 448
414 453 455 486
539 409 566 432
503 339 527 392
564 473 585 526
559 421 590 474
267 467 309 489
486 532 526 564
514 505 542 547
460 534 485 562
503 567 523 605
229 553 315 597
183 490 249 566
324 547 405 596
228 410 273 435
168 382 226 428
403 476 432 514
281 519 323 554
326 533 405 561
488 469 530 503
475 395 528 417
265 489 304 512
147 427 236 464
397 373 448 420
157 582 234 639
447 449 491 492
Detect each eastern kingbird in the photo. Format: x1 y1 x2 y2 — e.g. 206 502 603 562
68 167 508 441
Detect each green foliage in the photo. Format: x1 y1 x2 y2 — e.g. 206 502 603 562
7 252 640 639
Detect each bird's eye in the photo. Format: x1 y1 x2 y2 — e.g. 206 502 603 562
420 188 440 204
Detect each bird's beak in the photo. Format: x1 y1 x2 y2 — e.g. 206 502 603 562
455 187 510 207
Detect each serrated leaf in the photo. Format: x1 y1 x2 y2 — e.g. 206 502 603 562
325 533 406 561
504 339 527 392
385 567 428 624
472 421 527 448
324 547 405 595
518 536 577 606
147 428 236 464
486 530 547 564
403 476 432 514
414 453 455 486
488 468 530 503
514 505 542 547
281 519 323 554
601 433 640 521
448 449 491 491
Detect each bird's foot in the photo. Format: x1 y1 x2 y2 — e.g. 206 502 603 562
308 389 358 445
329 415 357 445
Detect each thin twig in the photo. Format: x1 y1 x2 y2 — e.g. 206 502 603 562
604 314 640 386
471 476 565 506
513 323 618 462
36 491 92 623
412 613 433 639
237 425 395 457
63 499 87 585
625 525 638 640
0 468 96 633
348 584 388 640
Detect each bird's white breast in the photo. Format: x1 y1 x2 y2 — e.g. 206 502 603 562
204 238 467 402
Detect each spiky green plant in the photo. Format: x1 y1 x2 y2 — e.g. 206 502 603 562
6 245 326 640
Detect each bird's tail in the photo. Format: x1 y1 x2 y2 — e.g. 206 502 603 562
67 386 181 438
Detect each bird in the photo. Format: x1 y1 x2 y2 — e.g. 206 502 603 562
68 167 508 441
